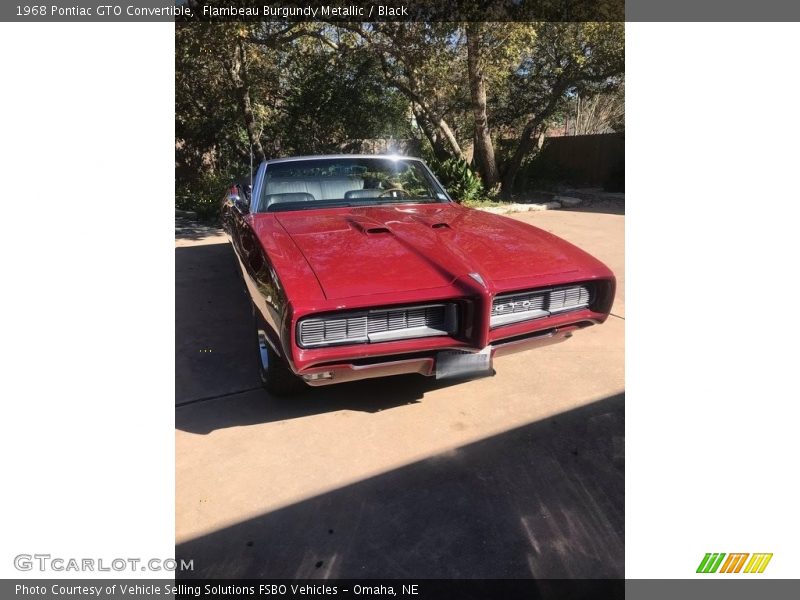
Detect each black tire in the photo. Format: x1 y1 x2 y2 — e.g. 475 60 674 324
256 329 306 397
252 304 306 397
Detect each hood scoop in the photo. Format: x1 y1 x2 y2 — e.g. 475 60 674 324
347 218 391 235
406 212 452 231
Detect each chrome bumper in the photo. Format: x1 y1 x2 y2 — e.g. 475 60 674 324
298 324 581 386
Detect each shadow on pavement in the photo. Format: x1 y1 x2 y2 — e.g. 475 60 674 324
176 240 466 429
176 241 260 404
175 216 224 243
561 199 625 216
176 392 624 579
176 373 476 434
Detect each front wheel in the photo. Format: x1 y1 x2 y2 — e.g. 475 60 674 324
257 330 305 397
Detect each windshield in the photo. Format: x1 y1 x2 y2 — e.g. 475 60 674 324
256 157 450 212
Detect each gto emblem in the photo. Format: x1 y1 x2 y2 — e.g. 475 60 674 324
494 300 537 313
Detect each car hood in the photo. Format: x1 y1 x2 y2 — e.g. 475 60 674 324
272 204 590 300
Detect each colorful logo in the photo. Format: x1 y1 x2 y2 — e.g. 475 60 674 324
696 553 772 574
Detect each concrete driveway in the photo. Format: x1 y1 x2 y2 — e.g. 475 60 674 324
175 207 624 578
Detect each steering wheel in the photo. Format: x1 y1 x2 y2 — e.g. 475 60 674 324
378 187 408 198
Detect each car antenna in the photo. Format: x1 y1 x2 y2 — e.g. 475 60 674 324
250 144 253 194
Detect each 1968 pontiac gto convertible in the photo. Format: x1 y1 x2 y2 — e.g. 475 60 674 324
221 155 615 396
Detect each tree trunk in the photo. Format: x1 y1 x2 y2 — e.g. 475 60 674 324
412 98 462 160
435 118 462 160
501 121 537 196
403 70 462 161
466 23 498 188
226 41 265 164
412 104 450 161
500 81 570 195
238 88 265 163
372 42 463 162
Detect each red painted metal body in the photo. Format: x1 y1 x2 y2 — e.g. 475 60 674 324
226 200 614 385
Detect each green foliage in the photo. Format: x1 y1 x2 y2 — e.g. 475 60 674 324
279 46 413 155
175 24 254 184
175 172 230 222
175 22 624 204
429 158 485 201
462 197 508 208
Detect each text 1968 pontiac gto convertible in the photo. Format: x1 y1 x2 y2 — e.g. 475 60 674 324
221 155 615 396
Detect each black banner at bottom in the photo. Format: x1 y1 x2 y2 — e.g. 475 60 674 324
177 579 622 600
7 579 800 600
3 579 622 600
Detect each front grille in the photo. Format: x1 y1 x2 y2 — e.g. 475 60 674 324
298 304 457 348
491 284 591 327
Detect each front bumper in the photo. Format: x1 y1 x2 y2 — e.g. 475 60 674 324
297 322 587 386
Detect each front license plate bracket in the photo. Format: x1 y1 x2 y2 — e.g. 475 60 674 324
435 347 493 380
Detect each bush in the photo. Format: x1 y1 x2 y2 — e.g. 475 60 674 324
175 172 231 222
429 157 485 202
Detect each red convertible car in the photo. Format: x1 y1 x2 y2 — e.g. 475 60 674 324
221 155 615 396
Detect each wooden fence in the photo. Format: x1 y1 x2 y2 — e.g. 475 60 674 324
535 132 624 191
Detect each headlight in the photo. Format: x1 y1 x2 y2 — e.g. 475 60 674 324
298 303 459 348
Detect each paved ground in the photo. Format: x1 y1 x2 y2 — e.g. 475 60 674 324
175 207 625 578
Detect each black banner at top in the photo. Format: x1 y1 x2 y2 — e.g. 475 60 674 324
7 0 800 22
179 0 625 22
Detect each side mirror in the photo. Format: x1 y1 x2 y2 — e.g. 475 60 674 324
234 196 250 213
227 184 250 213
